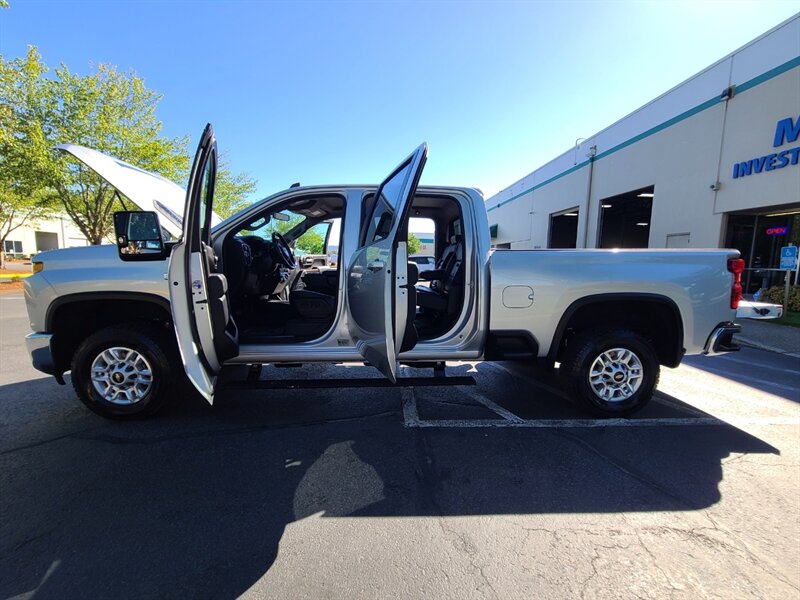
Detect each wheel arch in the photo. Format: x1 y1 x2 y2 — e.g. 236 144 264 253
549 293 685 368
46 292 174 374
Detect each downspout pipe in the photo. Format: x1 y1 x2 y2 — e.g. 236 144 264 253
582 145 597 248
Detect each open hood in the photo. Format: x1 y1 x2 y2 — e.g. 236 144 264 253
57 144 221 239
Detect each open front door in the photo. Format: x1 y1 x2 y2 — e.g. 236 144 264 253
347 144 428 382
168 124 238 403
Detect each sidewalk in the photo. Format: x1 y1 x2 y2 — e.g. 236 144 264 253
736 318 800 357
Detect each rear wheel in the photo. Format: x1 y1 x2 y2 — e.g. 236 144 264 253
71 324 175 419
559 328 659 417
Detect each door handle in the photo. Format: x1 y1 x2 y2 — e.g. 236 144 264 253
367 260 385 272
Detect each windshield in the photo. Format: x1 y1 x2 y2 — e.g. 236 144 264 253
239 208 307 239
235 206 334 256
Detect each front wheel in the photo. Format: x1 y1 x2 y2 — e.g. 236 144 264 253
71 324 175 419
559 328 659 417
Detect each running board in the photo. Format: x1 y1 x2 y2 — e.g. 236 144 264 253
224 376 476 390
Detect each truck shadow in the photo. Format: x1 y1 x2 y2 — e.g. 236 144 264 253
0 366 779 600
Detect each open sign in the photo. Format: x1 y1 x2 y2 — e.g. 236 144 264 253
766 226 788 236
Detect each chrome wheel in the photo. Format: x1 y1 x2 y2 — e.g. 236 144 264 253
588 347 643 403
90 347 153 405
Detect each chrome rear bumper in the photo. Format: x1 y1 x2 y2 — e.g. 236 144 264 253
703 322 741 356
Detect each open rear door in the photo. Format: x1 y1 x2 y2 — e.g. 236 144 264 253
347 144 428 382
168 124 236 403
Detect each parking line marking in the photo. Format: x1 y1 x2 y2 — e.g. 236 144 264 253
411 417 721 428
402 388 421 427
406 416 800 428
460 387 526 423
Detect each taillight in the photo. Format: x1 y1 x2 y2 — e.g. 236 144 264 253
727 258 745 310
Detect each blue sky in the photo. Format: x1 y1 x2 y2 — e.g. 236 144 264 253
1 1 798 201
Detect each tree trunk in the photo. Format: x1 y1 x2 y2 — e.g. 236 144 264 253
0 248 5 271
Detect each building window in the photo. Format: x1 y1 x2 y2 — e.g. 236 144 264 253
725 209 800 293
549 208 579 248
3 240 23 254
598 186 654 248
34 231 59 252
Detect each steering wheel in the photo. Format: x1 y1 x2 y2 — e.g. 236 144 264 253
272 232 296 269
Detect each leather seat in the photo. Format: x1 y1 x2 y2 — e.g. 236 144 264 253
416 234 464 315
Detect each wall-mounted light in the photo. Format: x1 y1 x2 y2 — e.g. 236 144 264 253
720 85 736 101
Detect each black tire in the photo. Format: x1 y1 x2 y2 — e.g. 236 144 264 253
559 327 659 417
71 324 175 420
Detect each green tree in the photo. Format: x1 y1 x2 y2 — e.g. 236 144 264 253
49 59 190 244
295 225 325 254
407 232 422 255
0 46 257 245
213 158 258 219
0 48 57 267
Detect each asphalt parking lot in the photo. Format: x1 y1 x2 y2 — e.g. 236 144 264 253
1 292 799 600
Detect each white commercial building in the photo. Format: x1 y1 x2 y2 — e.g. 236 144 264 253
3 213 88 259
486 15 800 294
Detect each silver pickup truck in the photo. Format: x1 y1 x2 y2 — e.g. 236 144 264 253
24 125 745 420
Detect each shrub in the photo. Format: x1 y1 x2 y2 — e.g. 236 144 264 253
761 285 800 312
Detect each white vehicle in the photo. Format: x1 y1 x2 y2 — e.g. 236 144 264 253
25 124 748 420
409 255 437 273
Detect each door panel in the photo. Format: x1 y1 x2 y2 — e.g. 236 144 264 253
168 242 217 399
347 144 427 382
168 123 237 403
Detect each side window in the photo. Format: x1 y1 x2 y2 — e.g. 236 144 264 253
295 222 329 255
363 161 413 245
198 152 216 242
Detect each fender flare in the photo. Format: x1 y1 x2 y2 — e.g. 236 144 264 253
46 292 171 332
548 293 684 366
